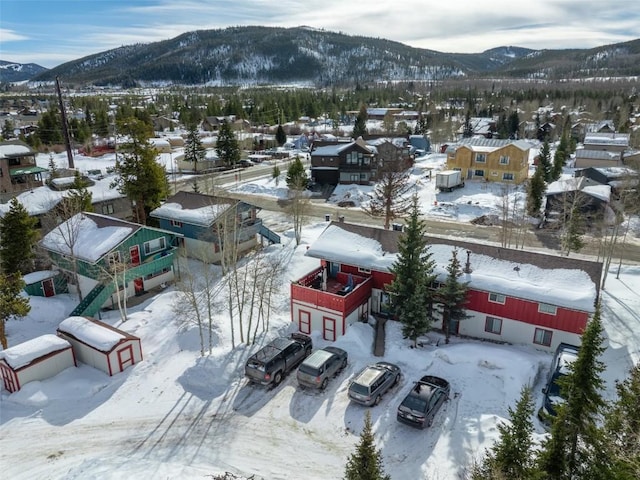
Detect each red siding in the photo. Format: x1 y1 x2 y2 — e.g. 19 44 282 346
467 290 589 334
291 276 372 315
372 270 394 290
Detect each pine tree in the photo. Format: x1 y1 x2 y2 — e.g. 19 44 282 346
184 123 206 174
538 141 552 182
275 124 286 146
344 411 391 480
67 170 93 214
470 387 537 480
508 111 520 139
437 248 469 344
47 153 59 185
537 304 607 479
110 117 168 225
526 164 546 218
387 196 436 347
352 105 368 139
600 364 640 479
216 120 241 167
561 202 585 256
0 274 31 349
462 110 474 138
0 198 38 275
286 156 308 190
364 162 412 230
551 134 568 181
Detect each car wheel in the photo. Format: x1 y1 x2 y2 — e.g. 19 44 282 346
426 416 433 428
274 371 283 385
305 348 312 357
374 395 381 406
321 378 328 390
392 374 399 386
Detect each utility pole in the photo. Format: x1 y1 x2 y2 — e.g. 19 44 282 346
55 76 75 169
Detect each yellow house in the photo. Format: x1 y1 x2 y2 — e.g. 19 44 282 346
446 138 531 184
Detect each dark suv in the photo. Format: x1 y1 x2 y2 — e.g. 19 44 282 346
348 362 401 406
245 333 312 387
538 343 579 426
397 375 450 428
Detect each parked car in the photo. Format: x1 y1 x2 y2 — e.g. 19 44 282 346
397 375 450 428
297 346 348 390
239 159 254 168
538 343 580 426
245 333 312 387
348 362 401 406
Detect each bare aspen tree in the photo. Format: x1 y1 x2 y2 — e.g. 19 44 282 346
364 161 412 230
173 256 206 356
287 186 310 246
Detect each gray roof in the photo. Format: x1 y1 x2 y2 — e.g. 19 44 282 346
454 137 532 151
575 149 621 160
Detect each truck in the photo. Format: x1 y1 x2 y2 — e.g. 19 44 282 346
245 333 313 387
436 170 464 192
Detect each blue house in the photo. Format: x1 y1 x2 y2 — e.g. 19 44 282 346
150 191 278 263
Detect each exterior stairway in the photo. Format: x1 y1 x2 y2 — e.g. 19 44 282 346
259 224 281 244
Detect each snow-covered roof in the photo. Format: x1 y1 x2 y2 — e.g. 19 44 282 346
149 191 234 227
584 132 630 146
23 270 59 284
0 334 71 370
311 142 358 156
40 212 135 263
546 177 611 201
305 224 598 312
453 138 531 152
58 316 136 352
0 142 34 157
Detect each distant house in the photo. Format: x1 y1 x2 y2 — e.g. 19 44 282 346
57 316 143 376
149 191 274 263
310 139 378 185
583 132 630 153
574 166 638 200
39 212 183 318
23 270 68 297
544 177 612 226
456 117 497 139
408 134 431 155
446 138 531 184
0 140 47 201
574 148 623 169
0 335 76 393
290 222 601 351
202 116 250 132
365 137 413 170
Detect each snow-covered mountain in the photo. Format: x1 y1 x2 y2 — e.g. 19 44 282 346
0 60 48 83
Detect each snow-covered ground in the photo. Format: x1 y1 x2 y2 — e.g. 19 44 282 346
0 146 639 479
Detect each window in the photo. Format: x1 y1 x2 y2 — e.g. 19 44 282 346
488 292 506 304
143 237 166 255
360 173 367 180
358 267 371 274
474 169 485 177
485 316 502 334
539 303 557 315
170 220 183 228
350 174 359 182
475 153 486 163
107 251 121 267
499 155 510 165
502 173 514 181
534 328 553 347
144 266 171 280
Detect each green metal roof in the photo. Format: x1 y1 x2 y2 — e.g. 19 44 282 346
9 166 48 176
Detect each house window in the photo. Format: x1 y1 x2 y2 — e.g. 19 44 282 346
502 173 514 181
538 303 557 315
488 292 506 304
474 169 485 177
534 328 553 347
499 155 510 165
475 153 486 163
170 220 183 228
101 203 114 215
144 266 171 280
107 251 121 267
485 316 502 334
358 267 371 274
144 237 166 255
350 174 359 182
360 173 367 180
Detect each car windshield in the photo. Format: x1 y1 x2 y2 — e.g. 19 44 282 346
350 383 370 396
548 372 565 397
298 364 320 376
401 394 428 412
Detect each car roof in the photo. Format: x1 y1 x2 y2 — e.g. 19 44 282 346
322 346 346 357
353 364 386 386
409 382 437 400
301 349 334 369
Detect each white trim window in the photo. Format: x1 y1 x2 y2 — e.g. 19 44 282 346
358 267 371 274
170 220 183 228
499 155 510 165
534 328 553 347
488 292 506 304
485 316 502 334
503 172 514 181
107 251 121 267
474 169 485 177
475 153 486 163
538 303 557 315
144 237 166 255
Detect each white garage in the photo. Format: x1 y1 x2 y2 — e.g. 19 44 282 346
57 316 143 376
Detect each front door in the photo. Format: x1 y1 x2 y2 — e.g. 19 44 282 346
42 278 54 297
134 278 144 295
298 310 311 334
117 345 134 372
129 245 141 266
0 364 17 392
323 317 336 341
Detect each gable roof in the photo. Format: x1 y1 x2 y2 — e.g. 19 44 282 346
57 316 139 352
149 191 244 227
584 132 630 147
311 141 373 157
449 138 532 153
305 222 601 312
0 140 35 159
0 334 71 370
546 177 612 202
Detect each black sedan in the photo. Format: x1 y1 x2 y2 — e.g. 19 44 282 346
397 375 450 428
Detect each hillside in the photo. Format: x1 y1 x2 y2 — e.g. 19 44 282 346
0 60 48 83
27 26 640 87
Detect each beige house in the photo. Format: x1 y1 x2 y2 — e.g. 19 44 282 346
446 138 531 184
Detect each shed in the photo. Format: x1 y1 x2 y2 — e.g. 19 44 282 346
23 270 68 297
0 334 76 393
56 316 142 376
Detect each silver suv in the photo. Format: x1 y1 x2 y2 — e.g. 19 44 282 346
348 362 401 406
297 346 348 390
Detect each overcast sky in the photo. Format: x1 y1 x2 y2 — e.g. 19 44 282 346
2 0 639 69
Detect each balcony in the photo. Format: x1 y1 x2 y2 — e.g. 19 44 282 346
291 267 372 315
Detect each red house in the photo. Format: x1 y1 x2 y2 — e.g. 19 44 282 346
291 223 602 351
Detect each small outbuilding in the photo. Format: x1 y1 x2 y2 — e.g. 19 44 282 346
56 316 143 376
23 270 68 297
0 334 76 393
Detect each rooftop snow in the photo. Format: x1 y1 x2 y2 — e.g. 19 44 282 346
0 144 33 157
58 316 132 351
150 201 231 226
0 334 71 370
